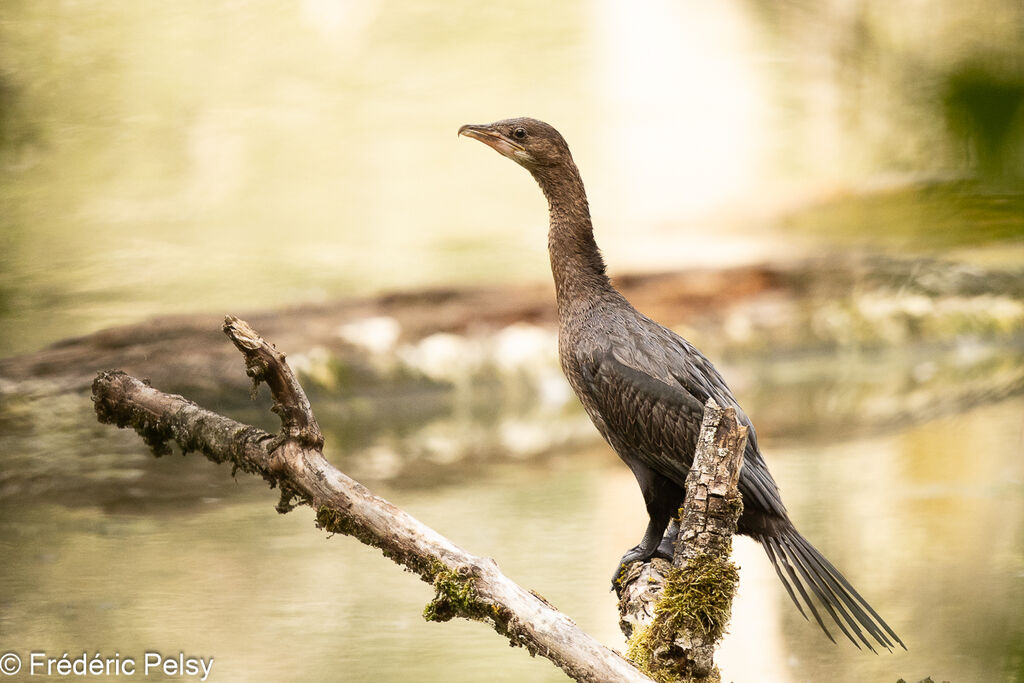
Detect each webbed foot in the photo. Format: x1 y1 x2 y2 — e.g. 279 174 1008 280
611 522 679 590
611 544 648 589
611 544 674 589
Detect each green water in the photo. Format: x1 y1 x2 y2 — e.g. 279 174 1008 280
2 2 1024 682
1 384 1021 682
1 0 1023 355
2 338 1023 681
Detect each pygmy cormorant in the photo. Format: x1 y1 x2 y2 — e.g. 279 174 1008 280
459 117 905 652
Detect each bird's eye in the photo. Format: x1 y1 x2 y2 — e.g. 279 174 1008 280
512 127 527 140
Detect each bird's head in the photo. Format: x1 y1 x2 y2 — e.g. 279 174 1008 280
458 117 573 173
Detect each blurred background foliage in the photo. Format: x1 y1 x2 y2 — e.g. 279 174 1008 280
1 0 1022 353
0 1 1022 681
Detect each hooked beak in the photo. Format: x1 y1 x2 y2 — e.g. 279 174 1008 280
458 123 525 159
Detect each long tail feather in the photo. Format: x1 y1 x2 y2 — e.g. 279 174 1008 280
782 536 871 651
756 527 905 651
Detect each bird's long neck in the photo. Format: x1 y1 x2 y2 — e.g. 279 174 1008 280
533 162 613 315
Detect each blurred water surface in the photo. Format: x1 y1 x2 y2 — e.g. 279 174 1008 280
1 1 1023 682
1 0 1022 354
0 388 1021 682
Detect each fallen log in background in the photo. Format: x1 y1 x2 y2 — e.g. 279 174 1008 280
91 316 746 682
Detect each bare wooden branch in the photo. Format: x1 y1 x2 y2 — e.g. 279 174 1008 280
617 399 747 681
91 317 653 683
675 400 746 568
223 315 323 449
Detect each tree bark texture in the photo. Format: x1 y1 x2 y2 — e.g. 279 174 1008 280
91 316 653 683
616 400 747 681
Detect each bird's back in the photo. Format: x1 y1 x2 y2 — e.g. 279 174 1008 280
560 295 788 522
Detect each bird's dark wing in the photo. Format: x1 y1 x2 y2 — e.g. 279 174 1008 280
590 326 790 520
582 347 905 651
579 349 707 488
646 329 789 519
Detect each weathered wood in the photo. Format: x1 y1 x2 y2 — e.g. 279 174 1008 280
617 399 747 681
224 316 323 449
674 400 746 568
91 317 653 683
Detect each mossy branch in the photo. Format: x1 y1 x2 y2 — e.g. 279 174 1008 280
617 399 747 682
91 317 653 683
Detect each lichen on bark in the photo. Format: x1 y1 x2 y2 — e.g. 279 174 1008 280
620 400 747 682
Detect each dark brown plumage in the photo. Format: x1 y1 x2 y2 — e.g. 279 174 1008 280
459 117 904 651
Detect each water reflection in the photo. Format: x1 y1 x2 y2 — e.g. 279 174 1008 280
0 392 1020 681
1 1 1023 681
2 332 1023 680
1 0 1022 355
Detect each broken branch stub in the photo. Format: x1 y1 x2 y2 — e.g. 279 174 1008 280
618 399 747 681
91 316 654 683
223 315 323 449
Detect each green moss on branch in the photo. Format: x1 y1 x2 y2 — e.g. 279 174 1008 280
658 554 739 640
625 553 739 682
424 567 479 622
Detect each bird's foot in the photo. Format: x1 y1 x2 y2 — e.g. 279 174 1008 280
611 546 645 590
610 537 676 590
655 533 675 561
610 544 673 590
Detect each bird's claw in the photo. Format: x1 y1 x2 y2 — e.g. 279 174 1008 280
655 533 675 560
610 549 642 590
610 537 676 590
